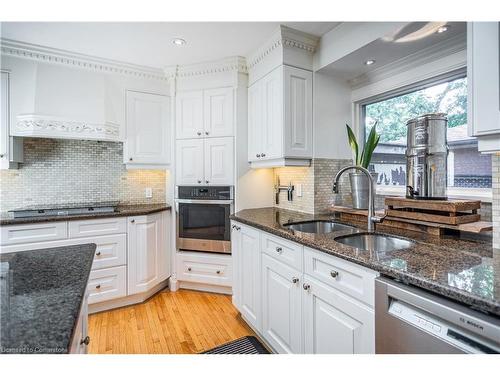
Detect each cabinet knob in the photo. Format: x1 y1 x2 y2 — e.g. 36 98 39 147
205 131 209 135
129 157 133 161
95 251 101 256
80 336 91 346
188 267 192 271
292 277 299 284
197 131 202 136
95 284 101 289
275 247 283 254
330 270 339 279
0 154 5 158
256 154 261 158
216 270 221 275
131 219 135 223
302 283 310 291
205 180 209 184
197 180 202 184
261 153 266 157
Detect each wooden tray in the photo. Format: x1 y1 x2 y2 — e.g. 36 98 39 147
385 197 481 225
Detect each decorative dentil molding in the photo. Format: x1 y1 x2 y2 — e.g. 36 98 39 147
15 114 121 142
246 25 319 70
1 38 167 81
164 56 248 79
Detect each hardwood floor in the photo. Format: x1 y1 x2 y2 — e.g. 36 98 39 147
88 289 254 354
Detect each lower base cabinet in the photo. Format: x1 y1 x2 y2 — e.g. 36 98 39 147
231 220 376 354
261 254 302 354
303 276 374 354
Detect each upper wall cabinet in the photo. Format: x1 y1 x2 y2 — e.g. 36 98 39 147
124 91 171 168
176 87 234 139
248 65 313 168
467 22 500 152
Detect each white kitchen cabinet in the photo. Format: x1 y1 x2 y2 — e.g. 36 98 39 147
231 222 262 331
261 253 302 354
204 137 234 185
176 91 204 139
127 211 168 295
203 87 234 137
176 137 233 186
247 65 312 167
303 276 375 354
175 139 205 185
88 266 127 304
124 90 171 167
0 71 23 170
468 22 500 152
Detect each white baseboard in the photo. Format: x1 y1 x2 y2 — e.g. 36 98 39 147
178 280 232 295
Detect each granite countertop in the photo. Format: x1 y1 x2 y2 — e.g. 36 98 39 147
0 203 171 226
0 243 95 354
231 207 500 317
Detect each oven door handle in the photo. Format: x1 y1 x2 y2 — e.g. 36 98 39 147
175 199 234 205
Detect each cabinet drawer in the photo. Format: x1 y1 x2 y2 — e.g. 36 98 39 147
261 232 303 271
68 217 127 238
0 222 68 246
87 266 127 304
177 252 232 287
304 247 378 307
91 234 127 270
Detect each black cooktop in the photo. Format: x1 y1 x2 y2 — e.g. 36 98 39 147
9 201 120 218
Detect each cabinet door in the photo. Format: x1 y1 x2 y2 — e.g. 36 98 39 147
203 87 234 137
176 91 203 139
128 214 163 294
247 82 263 161
262 67 283 160
261 254 302 354
283 66 313 158
204 137 234 185
125 91 171 165
238 224 261 331
468 22 500 138
303 276 374 354
175 139 204 185
157 211 171 281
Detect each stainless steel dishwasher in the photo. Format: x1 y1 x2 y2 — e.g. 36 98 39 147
375 277 500 354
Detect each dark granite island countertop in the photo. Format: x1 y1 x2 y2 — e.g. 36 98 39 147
0 203 171 226
231 207 500 317
0 244 95 354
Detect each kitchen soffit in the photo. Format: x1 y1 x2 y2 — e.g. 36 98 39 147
0 22 340 69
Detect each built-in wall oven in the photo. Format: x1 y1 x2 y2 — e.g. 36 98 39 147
175 186 234 254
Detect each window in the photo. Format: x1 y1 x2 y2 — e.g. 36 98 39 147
363 75 492 195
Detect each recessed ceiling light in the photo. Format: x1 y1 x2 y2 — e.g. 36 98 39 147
437 25 449 34
172 38 187 46
365 59 376 66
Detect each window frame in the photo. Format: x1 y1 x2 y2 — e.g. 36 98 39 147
354 67 492 202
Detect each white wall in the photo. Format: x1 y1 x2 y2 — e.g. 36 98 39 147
313 72 353 160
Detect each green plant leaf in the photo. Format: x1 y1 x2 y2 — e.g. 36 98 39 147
361 122 380 168
345 124 359 166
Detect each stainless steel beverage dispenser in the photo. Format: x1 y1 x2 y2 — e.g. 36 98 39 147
406 113 448 200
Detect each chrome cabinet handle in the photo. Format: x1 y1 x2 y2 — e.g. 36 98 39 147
292 277 299 284
261 153 266 157
95 284 101 289
197 131 202 136
206 180 209 184
302 283 310 291
216 270 221 274
205 131 209 135
80 336 91 346
236 226 241 231
188 267 192 271
275 247 283 254
129 157 133 161
197 180 202 184
0 154 5 158
256 154 261 158
95 251 101 256
330 270 339 279
130 219 135 223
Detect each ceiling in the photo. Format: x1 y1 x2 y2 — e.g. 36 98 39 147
0 22 340 69
320 22 466 81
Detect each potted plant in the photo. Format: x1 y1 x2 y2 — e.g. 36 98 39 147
345 123 380 209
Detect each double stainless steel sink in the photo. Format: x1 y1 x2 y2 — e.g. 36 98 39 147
283 220 413 252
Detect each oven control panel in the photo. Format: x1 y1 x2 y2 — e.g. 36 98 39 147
176 186 233 200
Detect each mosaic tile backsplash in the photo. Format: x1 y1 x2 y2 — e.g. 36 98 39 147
0 138 167 212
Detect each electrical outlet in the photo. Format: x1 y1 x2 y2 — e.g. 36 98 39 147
297 184 303 197
145 187 153 198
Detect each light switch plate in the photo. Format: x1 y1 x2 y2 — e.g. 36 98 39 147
145 187 153 198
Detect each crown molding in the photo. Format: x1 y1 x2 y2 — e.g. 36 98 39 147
349 34 467 89
247 25 319 70
14 114 121 142
0 38 167 81
164 56 247 79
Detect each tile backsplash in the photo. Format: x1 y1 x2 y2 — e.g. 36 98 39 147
0 138 168 212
